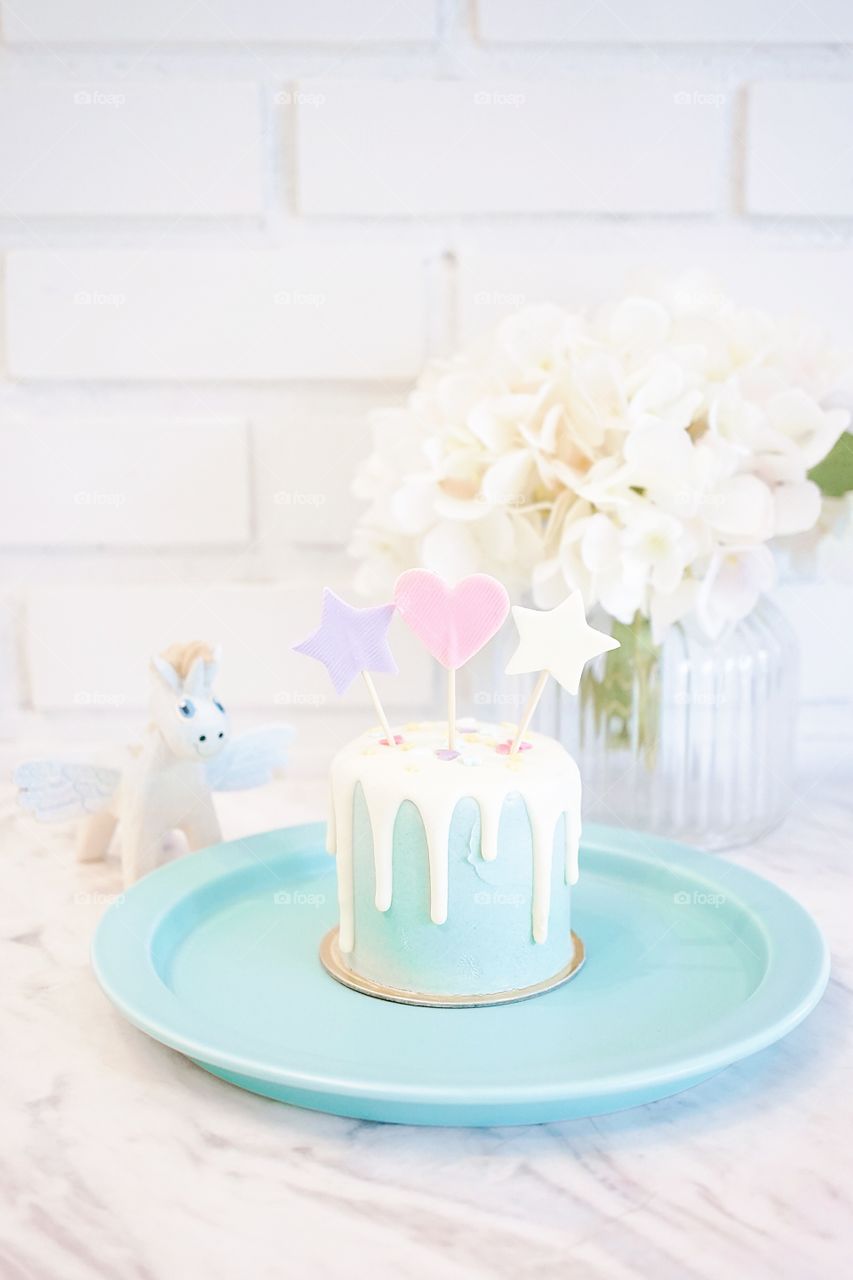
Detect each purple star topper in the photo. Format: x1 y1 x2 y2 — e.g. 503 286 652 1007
293 589 398 696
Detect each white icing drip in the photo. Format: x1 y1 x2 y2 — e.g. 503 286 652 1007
566 806 581 885
325 782 336 855
327 721 581 950
478 799 500 863
360 778 395 912
425 800 454 924
528 809 556 944
329 773 355 952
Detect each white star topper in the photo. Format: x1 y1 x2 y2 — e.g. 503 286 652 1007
506 592 620 694
505 593 620 753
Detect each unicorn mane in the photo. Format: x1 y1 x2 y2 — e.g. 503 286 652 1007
159 640 216 681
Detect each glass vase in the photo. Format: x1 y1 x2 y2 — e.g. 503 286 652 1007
459 597 799 851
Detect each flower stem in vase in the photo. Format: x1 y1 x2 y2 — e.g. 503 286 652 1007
580 614 661 770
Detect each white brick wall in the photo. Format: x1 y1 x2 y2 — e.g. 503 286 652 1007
0 0 851 741
6 248 428 380
746 82 853 216
0 418 251 546
456 244 853 342
0 83 264 216
3 1 438 45
477 1 853 44
296 79 724 215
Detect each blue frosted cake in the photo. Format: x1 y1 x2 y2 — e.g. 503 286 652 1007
325 720 583 1003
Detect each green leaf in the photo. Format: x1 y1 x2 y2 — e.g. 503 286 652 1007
809 431 853 497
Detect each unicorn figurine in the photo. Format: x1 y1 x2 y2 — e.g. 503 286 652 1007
15 641 294 885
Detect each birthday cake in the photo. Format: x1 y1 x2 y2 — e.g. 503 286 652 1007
326 719 582 1001
294 569 618 1006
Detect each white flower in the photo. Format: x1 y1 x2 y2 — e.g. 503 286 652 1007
622 504 696 595
695 546 776 638
706 473 775 542
351 279 853 638
772 480 822 536
650 577 699 644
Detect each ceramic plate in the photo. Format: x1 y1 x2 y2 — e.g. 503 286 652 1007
92 823 829 1126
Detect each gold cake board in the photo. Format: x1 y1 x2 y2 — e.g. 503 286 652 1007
319 927 585 1008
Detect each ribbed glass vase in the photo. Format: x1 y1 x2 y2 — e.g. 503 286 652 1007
458 597 799 851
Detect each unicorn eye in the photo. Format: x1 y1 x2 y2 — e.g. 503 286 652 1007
214 699 226 714
177 699 196 718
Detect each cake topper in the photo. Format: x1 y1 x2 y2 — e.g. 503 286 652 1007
15 642 294 885
293 589 399 746
505 592 620 754
394 569 510 752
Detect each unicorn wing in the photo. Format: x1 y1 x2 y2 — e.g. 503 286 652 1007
15 761 121 823
205 726 295 792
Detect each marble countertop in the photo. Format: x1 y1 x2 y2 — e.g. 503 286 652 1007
2 737 851 1280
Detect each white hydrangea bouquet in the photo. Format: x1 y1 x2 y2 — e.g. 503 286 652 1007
350 277 853 764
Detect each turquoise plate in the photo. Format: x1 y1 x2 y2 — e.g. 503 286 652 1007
92 823 829 1126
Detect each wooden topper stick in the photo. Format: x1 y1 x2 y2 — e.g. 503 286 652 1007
447 668 457 752
362 671 398 748
510 669 549 755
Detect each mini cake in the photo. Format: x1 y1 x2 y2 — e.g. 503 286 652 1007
325 720 582 1001
293 571 617 1006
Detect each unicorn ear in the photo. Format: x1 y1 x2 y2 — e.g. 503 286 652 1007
184 655 209 696
151 655 181 693
205 644 222 688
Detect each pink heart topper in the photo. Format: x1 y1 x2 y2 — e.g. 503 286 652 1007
393 570 510 669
